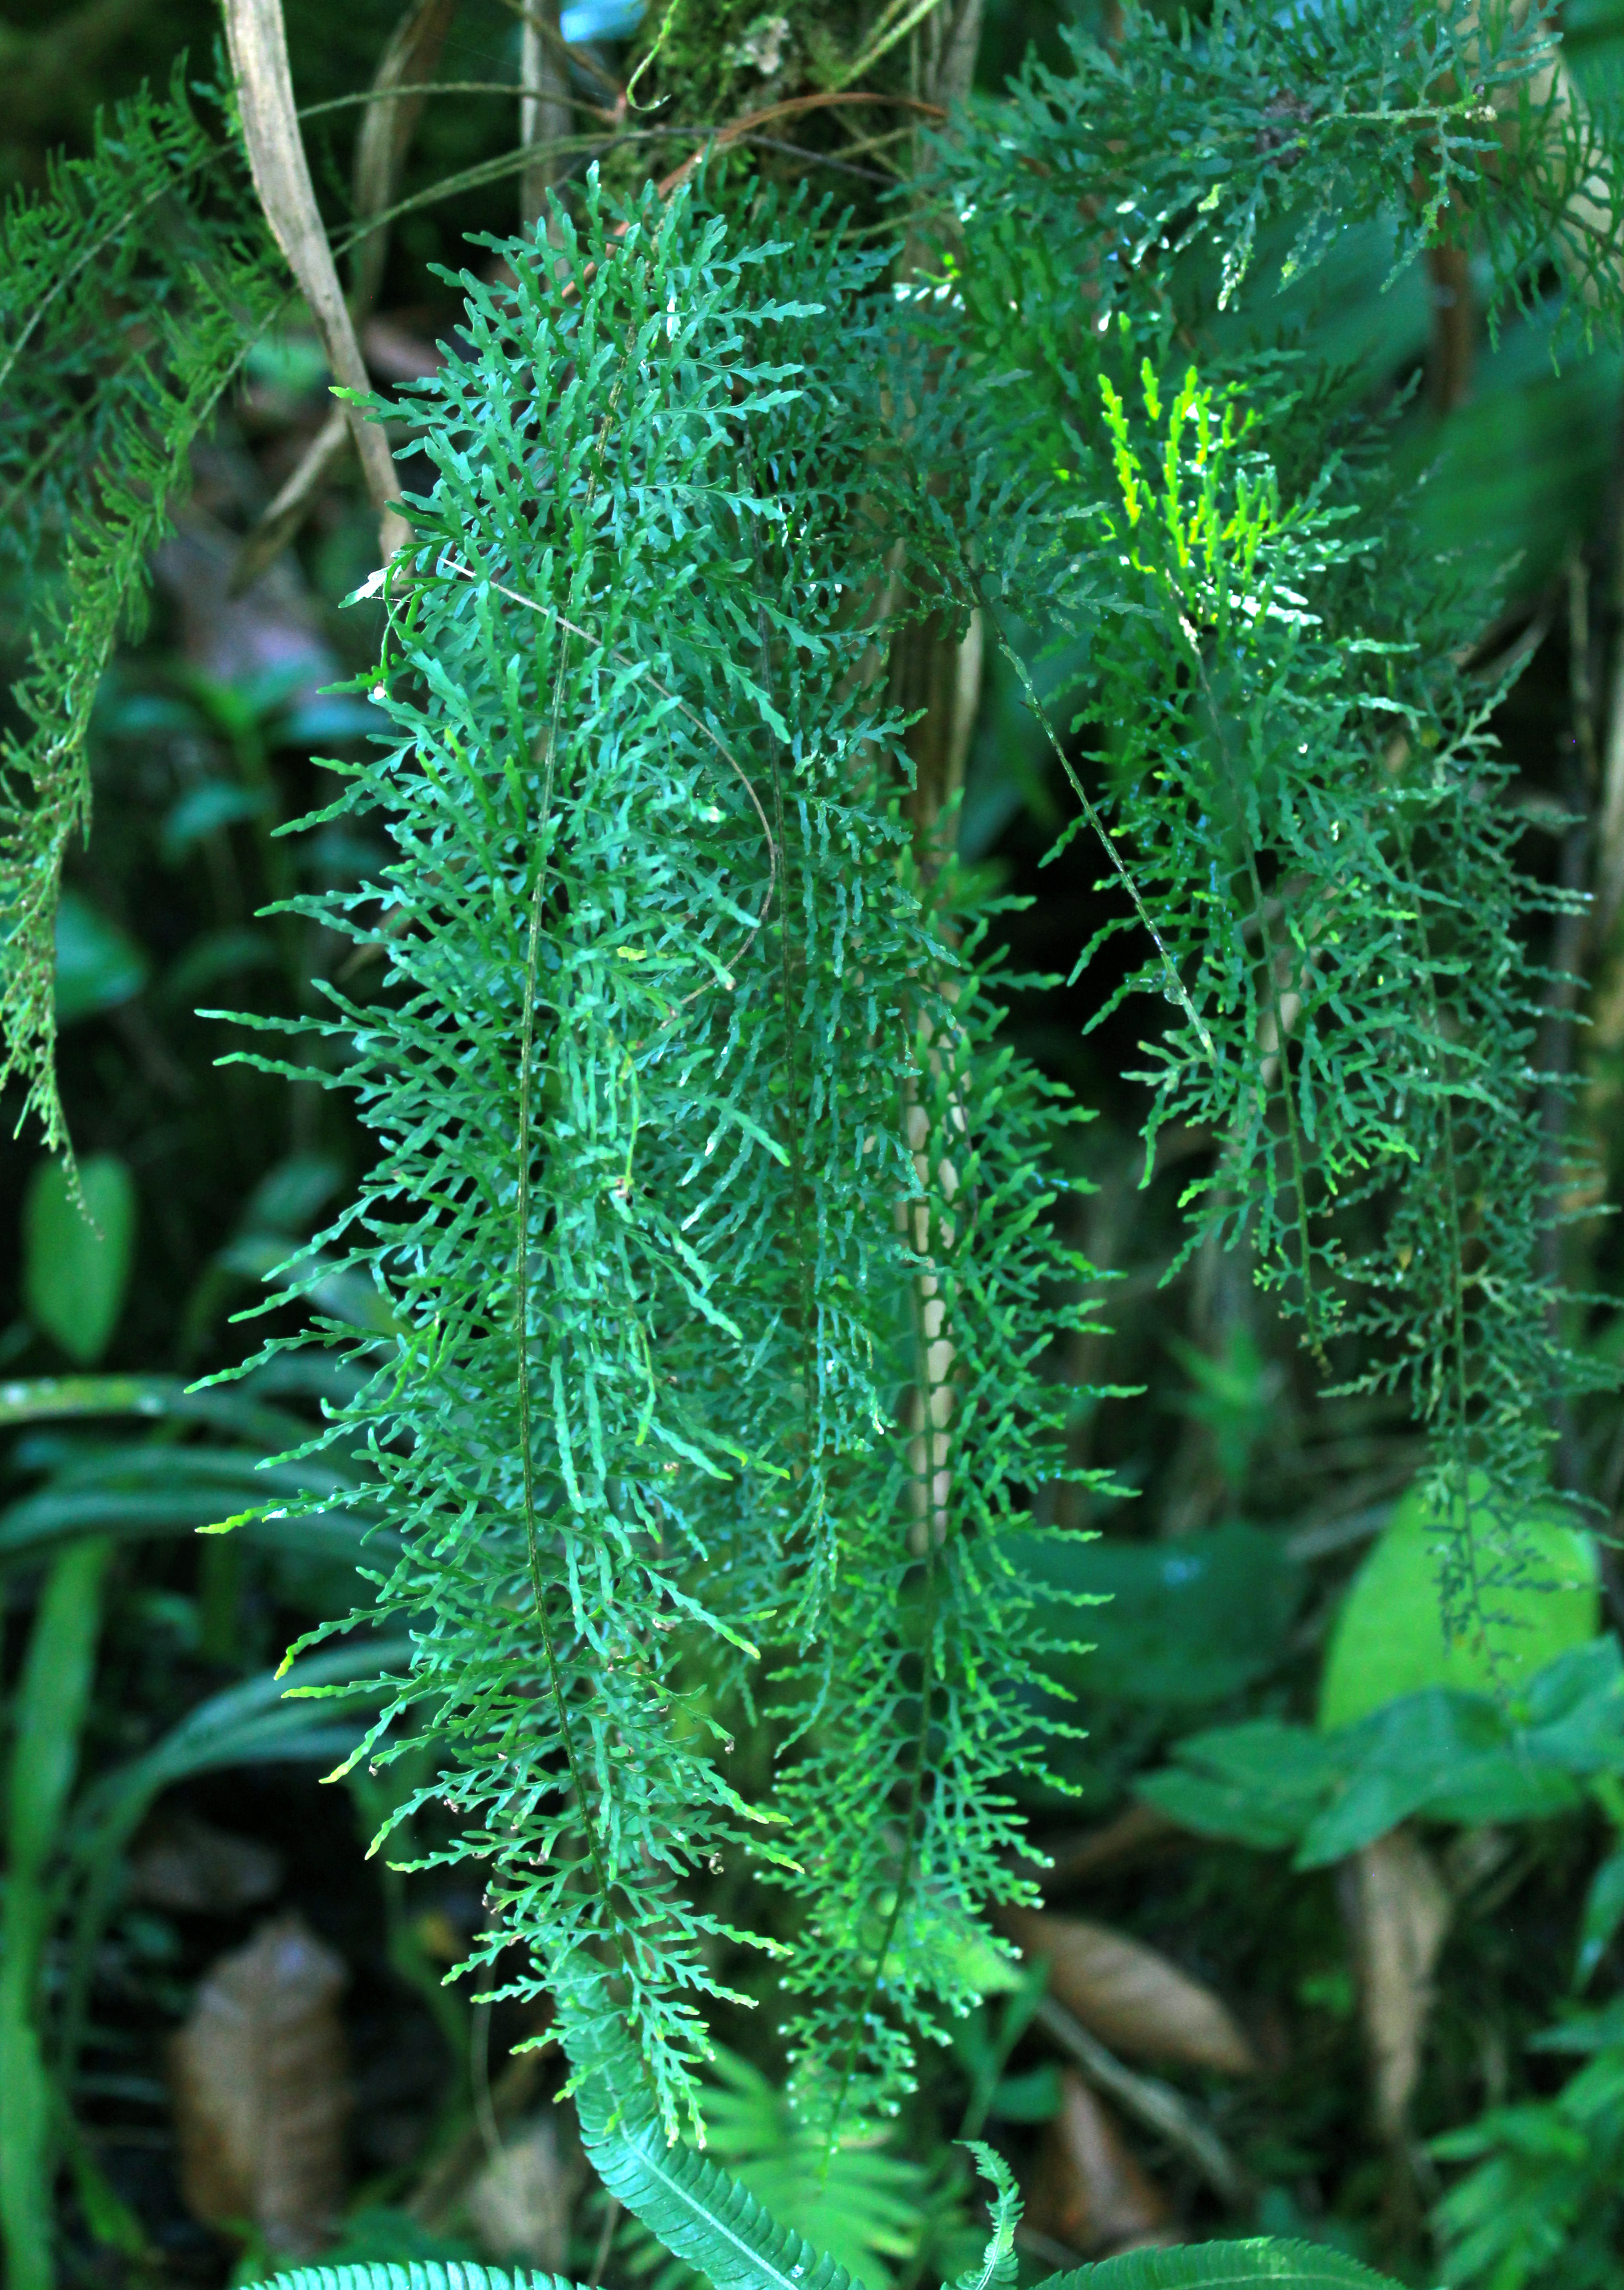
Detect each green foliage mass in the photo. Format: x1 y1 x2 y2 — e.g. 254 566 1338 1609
220 174 1099 2141
900 1 1623 1642
0 68 285 1156
1435 2004 1624 2290
613 2041 931 2290
6 6 1624 2290
1317 1476 1599 1724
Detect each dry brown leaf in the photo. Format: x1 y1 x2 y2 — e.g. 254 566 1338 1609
1024 2071 1178 2258
128 1810 282 1913
224 0 408 559
1004 1907 1258 2076
465 2110 584 2269
169 1911 350 2256
1034 1997 1247 2206
1338 1825 1451 2141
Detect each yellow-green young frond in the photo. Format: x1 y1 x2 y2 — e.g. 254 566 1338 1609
900 10 1614 1656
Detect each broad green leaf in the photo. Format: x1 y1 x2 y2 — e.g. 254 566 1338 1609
241 1152 344 1235
21 1154 136 1366
278 692 387 744
1530 1997 1624 2054
1135 1766 1313 1852
1 1536 112 2290
0 1484 372 1565
60 1637 408 2054
65 1642 405 1857
1014 1524 1303 1706
1414 1752 1581 1832
985 2063 1061 2122
1517 1641 1624 1773
0 1373 307 1447
1030 2239 1404 2290
0 1442 380 1566
1136 1720 1346 1850
52 890 147 1024
159 778 269 860
221 1234 403 1335
1298 1690 1548 1865
243 327 330 395
159 925 279 1005
56 2096 149 2259
1411 338 1624 601
1144 1648 1624 1864
1317 1477 1598 1730
7 1536 112 1882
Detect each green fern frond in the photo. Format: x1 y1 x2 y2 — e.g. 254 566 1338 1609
266 2267 579 2290
951 2145 1019 2290
895 9 1617 1645
0 65 285 1154
565 1964 858 2290
927 0 1623 342
613 2043 932 2290
1030 2244 1402 2290
208 165 1102 2142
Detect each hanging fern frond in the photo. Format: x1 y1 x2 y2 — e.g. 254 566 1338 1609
0 64 286 1154
7 6 1624 2289
210 165 1102 2142
893 4 1618 1645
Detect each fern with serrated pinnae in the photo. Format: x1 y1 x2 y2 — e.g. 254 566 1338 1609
0 64 285 1157
889 5 1621 1646
256 2199 1407 2290
927 0 1624 345
768 902 1105 2135
267 2270 577 2290
258 2251 1402 2290
0 65 246 562
1063 361 1601 1614
951 2144 1019 2290
203 167 1106 2147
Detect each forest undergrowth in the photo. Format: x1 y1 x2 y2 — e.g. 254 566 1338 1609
7 4 1624 2290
